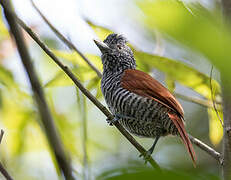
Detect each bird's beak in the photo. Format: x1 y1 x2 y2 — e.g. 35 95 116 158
93 39 110 53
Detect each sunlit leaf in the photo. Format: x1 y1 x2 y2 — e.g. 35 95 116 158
44 66 99 87
1 93 46 156
0 10 9 41
96 79 103 99
208 108 223 145
165 75 175 93
0 65 15 88
52 49 102 71
137 0 231 86
44 70 74 87
86 20 113 41
49 50 102 86
134 51 220 99
87 76 100 90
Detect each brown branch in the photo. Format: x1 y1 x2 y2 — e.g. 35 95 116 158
0 1 74 179
221 0 231 179
174 92 221 108
188 134 223 164
0 163 13 180
0 130 4 144
221 74 231 179
209 66 223 126
16 17 160 170
0 130 14 180
30 0 102 78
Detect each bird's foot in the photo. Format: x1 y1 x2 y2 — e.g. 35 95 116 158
106 115 120 126
139 150 153 164
106 114 136 126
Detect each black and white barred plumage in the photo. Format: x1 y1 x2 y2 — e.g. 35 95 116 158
100 34 178 138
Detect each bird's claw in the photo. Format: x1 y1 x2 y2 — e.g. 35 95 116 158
106 115 120 126
106 114 136 126
139 150 152 164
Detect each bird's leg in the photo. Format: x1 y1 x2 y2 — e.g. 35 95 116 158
106 114 120 126
106 113 136 126
139 135 160 163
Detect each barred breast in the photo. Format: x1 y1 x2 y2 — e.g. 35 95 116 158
101 72 178 138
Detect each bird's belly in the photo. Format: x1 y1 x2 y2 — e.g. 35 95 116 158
102 84 178 137
118 117 161 138
113 92 176 138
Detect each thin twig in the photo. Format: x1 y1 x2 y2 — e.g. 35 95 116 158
0 130 4 144
153 30 165 56
0 1 74 179
0 163 13 180
0 130 14 180
220 1 231 179
209 66 223 126
30 0 102 78
188 134 223 164
174 92 221 108
81 93 89 179
16 17 223 167
16 17 160 170
175 92 211 108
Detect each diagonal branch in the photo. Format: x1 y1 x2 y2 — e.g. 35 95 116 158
174 92 221 108
16 17 160 170
0 130 14 180
30 0 102 78
16 17 223 166
188 134 223 164
0 130 4 144
0 1 74 179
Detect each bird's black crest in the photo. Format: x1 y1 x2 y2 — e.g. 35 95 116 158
103 34 127 45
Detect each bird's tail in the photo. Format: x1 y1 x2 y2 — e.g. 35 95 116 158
168 112 197 167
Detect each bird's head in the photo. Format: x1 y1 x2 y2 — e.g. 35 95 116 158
94 34 136 73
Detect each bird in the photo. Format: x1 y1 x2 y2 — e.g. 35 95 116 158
93 33 196 166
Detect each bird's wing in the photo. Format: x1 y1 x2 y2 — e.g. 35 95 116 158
121 69 196 166
121 69 184 118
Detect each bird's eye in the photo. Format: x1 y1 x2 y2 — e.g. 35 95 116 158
117 45 122 50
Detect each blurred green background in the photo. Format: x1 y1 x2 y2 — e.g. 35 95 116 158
0 0 229 179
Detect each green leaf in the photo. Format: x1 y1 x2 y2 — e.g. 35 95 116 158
44 65 99 87
137 0 231 86
48 50 102 87
86 76 100 90
52 49 102 71
97 166 220 180
208 108 223 145
134 51 220 99
165 75 176 93
0 10 9 41
0 65 15 88
44 70 74 87
86 20 113 41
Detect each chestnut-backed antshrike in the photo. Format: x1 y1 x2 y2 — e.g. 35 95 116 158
94 34 196 165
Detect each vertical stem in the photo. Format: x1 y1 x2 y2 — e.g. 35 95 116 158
221 0 231 179
82 95 89 180
0 1 74 179
221 76 231 180
221 0 231 17
77 89 89 180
